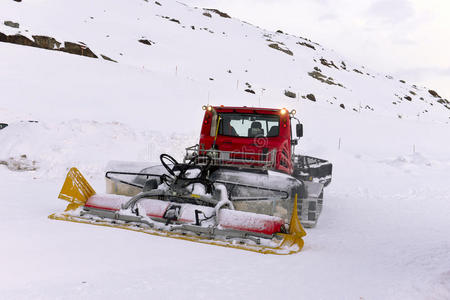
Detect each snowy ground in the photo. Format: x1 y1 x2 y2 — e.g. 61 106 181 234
1 0 450 299
1 140 450 300
1 103 449 299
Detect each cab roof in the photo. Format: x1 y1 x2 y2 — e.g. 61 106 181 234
212 106 282 114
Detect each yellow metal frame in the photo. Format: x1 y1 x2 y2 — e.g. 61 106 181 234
49 168 306 255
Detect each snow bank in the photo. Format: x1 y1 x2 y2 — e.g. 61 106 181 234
0 120 196 178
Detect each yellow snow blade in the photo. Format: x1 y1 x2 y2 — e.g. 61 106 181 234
57 167 96 211
276 194 307 251
49 168 306 255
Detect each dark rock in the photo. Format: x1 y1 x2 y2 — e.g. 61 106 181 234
155 1 161 5
268 43 293 56
7 34 36 47
138 39 153 46
4 21 19 28
314 66 321 72
404 95 412 101
13 0 22 2
169 18 180 24
276 30 283 34
100 54 117 63
60 42 98 58
1 31 118 62
0 123 8 130
399 79 406 83
32 35 61 49
296 41 315 50
205 8 231 18
209 77 214 81
320 58 338 69
202 12 212 18
0 32 7 42
409 90 416 95
245 89 255 94
284 90 296 99
308 71 345 88
428 89 441 98
339 104 345 109
306 94 316 102
353 69 363 74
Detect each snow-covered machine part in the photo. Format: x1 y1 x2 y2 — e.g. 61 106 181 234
293 155 333 187
49 167 306 255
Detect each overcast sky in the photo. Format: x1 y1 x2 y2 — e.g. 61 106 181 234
184 0 450 98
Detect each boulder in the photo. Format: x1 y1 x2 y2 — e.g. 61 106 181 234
7 34 35 47
205 8 231 18
32 35 61 49
60 41 98 58
306 94 316 102
4 21 19 28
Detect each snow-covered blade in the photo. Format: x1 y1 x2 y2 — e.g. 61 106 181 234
49 168 306 255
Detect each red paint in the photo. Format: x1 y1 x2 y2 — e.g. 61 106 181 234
199 106 294 174
85 195 284 235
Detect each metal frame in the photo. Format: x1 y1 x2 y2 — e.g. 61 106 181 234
105 171 160 189
184 144 277 170
81 206 277 245
292 154 333 186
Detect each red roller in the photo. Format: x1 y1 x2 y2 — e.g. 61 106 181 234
85 194 284 235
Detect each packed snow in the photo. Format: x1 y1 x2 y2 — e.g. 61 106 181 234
1 0 449 299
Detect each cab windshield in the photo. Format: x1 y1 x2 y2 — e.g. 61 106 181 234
218 113 280 137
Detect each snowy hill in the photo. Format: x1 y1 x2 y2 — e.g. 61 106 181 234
0 1 449 299
1 0 449 125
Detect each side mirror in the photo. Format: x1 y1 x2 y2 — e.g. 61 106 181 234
296 123 303 138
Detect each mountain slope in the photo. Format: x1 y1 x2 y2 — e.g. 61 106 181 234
1 0 449 124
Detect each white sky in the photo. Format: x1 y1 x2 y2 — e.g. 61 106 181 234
184 0 450 99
